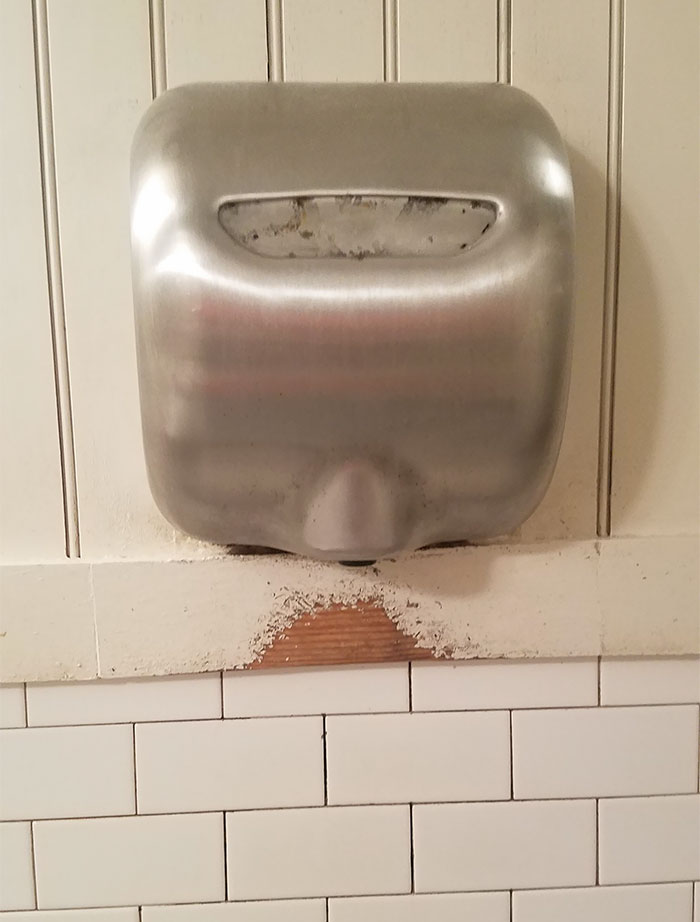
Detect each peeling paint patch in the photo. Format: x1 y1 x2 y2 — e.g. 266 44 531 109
2 537 697 682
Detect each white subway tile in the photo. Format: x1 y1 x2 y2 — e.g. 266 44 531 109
224 664 409 718
601 656 700 704
136 717 323 813
0 684 26 728
513 705 699 798
329 892 510 922
513 883 693 922
411 659 598 711
599 794 700 884
26 673 221 726
0 822 34 910
0 724 134 820
227 806 411 900
34 813 224 909
326 711 510 804
0 911 139 921
413 800 596 892
143 901 326 921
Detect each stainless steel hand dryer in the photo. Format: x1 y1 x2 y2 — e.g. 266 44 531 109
130 82 574 561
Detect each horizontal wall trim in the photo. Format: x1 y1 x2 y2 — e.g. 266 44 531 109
0 536 697 683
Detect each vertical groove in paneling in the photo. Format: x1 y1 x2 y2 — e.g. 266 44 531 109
596 0 625 537
383 0 398 82
266 0 285 81
148 0 167 96
497 0 512 84
512 0 609 541
31 0 81 558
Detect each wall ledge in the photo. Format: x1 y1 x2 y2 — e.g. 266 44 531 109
1 535 698 682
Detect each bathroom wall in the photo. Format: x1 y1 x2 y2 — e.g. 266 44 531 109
1 0 698 677
1 658 699 918
1 0 699 917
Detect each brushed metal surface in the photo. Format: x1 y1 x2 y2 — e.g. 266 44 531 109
130 82 574 560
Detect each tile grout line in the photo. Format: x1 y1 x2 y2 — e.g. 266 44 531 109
219 671 225 719
409 803 415 893
132 723 138 815
497 0 512 85
222 811 229 901
595 797 600 884
16 793 698 825
148 0 167 97
596 0 625 537
29 820 39 910
23 700 700 730
383 0 398 82
30 0 81 559
266 0 284 82
509 710 514 799
22 682 29 728
322 715 329 806
408 662 413 712
597 656 602 706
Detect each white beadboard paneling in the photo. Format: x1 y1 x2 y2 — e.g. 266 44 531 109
164 0 267 87
0 684 26 728
0 724 134 821
283 0 384 81
136 717 323 813
0 912 139 922
612 0 700 535
513 883 693 922
511 0 609 539
227 806 411 900
326 711 510 804
411 659 598 712
34 813 224 909
224 663 409 717
330 893 510 922
413 800 596 892
27 673 221 726
0 822 35 911
0 564 95 683
601 656 700 705
144 901 327 921
46 0 189 558
599 794 700 885
0 0 66 563
397 0 496 81
512 705 700 799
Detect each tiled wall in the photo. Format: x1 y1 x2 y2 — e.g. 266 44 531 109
1 658 699 919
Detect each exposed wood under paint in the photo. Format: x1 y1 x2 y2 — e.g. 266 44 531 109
250 601 437 669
